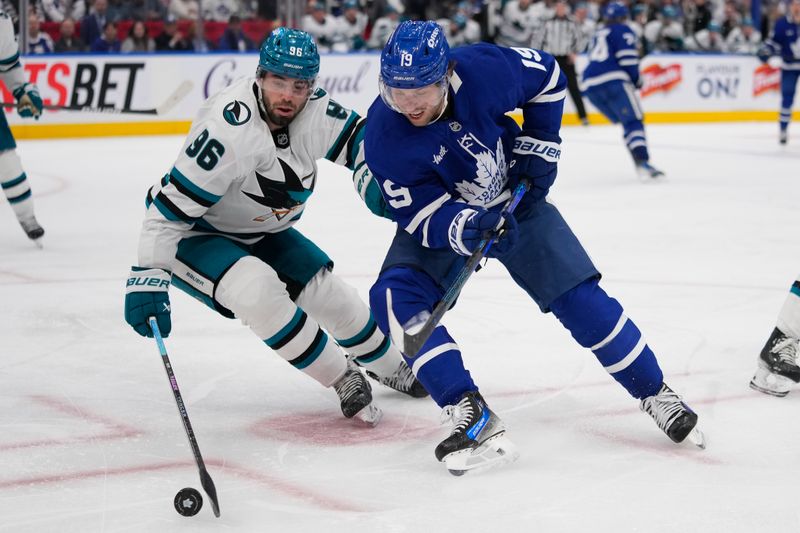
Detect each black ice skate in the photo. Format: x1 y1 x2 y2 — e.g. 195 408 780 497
749 327 800 397
18 216 44 246
435 391 519 476
640 383 705 448
635 161 665 180
333 360 382 426
366 361 429 398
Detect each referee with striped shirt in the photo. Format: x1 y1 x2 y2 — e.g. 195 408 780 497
536 0 589 124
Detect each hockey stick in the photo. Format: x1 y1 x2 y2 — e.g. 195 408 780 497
387 180 531 358
2 80 193 115
148 316 221 518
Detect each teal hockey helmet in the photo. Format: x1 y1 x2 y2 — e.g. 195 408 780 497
257 27 320 80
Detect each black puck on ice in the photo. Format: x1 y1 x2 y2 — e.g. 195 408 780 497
174 487 203 517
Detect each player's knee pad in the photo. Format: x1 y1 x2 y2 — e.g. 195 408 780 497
550 277 624 348
0 149 24 182
297 268 370 338
369 267 442 335
216 256 297 338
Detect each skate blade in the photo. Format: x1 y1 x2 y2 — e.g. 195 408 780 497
687 427 706 450
354 403 383 427
749 365 792 397
443 433 520 476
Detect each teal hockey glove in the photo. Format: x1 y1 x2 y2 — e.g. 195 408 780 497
13 83 43 120
125 267 172 338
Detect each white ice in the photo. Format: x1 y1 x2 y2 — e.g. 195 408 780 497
1 121 799 533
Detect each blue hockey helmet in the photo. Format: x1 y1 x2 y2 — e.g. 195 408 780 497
257 27 320 81
380 20 450 90
604 1 629 20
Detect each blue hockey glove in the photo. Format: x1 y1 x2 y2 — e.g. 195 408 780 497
12 83 43 120
508 129 561 202
125 267 172 338
449 208 519 257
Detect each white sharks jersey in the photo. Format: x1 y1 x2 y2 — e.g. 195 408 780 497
0 11 26 91
138 77 366 270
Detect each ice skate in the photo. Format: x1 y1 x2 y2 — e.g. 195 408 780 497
640 383 705 449
435 391 519 476
635 161 665 180
18 216 44 247
366 360 429 398
333 359 382 426
779 129 788 145
749 328 800 397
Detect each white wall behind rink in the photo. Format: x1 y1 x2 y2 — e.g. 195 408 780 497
2 51 788 134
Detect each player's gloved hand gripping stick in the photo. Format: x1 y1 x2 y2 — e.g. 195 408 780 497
149 317 221 518
387 179 531 357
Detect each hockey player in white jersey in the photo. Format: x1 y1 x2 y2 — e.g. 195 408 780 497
0 11 44 244
124 28 426 426
750 276 800 397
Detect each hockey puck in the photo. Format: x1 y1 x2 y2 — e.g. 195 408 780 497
174 487 203 517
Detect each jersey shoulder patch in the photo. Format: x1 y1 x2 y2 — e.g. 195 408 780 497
222 99 252 126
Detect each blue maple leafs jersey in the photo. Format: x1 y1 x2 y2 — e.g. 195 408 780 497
761 16 800 69
364 43 566 250
582 22 640 89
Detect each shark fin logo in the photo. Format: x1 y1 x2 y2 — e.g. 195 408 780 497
223 100 252 126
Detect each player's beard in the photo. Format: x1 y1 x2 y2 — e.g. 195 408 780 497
265 97 308 127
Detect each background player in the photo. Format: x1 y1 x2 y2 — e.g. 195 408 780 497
581 2 664 180
125 28 425 427
0 10 45 245
363 20 704 474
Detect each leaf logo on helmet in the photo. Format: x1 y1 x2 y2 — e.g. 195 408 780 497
257 27 320 81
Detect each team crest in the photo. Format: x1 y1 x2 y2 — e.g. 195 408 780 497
449 121 462 132
222 100 251 126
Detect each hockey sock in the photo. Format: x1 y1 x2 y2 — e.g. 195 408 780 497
551 278 663 399
777 277 800 339
0 150 34 219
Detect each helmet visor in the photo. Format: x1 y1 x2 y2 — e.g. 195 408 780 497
379 77 448 117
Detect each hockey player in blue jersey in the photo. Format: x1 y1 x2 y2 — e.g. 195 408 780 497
758 0 800 145
124 28 426 428
581 2 664 180
362 20 704 474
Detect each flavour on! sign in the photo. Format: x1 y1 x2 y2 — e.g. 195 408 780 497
752 64 780 96
640 63 682 97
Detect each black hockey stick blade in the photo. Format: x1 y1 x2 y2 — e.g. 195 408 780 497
199 467 221 518
386 180 531 357
2 80 194 115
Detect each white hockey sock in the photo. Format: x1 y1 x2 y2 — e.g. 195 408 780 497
0 149 34 219
777 276 800 339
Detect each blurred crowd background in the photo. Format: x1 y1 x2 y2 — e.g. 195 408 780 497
3 0 781 55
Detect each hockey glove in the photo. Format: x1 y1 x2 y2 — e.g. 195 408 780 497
449 208 519 258
13 83 43 120
353 165 392 220
508 129 561 202
125 267 172 338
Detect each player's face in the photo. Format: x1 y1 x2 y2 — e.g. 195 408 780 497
390 83 447 127
259 72 314 127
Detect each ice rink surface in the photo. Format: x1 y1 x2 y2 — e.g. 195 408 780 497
1 121 799 532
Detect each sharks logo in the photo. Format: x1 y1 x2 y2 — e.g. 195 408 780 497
244 159 315 221
222 100 252 126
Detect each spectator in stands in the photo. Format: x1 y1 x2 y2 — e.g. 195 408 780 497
366 4 400 49
91 20 121 52
80 0 108 47
41 0 85 23
186 17 214 51
169 0 199 19
719 1 742 38
122 18 156 51
202 0 242 22
302 1 337 52
573 2 596 52
144 0 170 20
644 5 685 51
686 19 725 51
54 17 87 51
28 12 55 53
495 0 539 48
333 0 368 51
687 0 713 33
725 16 761 53
443 10 481 47
107 0 133 20
155 14 191 50
628 4 649 54
217 13 256 50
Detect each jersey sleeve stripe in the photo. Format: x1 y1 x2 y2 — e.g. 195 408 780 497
0 61 20 73
0 51 19 65
325 111 360 163
345 118 367 170
528 60 562 104
618 59 639 66
169 170 216 208
615 49 638 57
405 191 451 233
153 191 195 223
170 166 222 204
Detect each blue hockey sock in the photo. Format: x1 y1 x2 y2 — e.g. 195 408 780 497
550 278 663 399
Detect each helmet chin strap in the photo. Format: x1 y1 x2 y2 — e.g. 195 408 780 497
426 80 450 126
